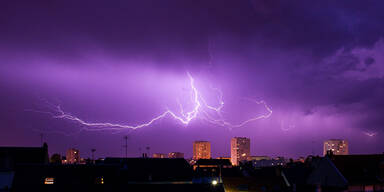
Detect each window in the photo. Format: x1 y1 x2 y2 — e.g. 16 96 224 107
95 177 104 184
44 177 54 184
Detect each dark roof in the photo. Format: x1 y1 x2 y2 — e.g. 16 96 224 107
103 157 193 182
0 144 49 169
283 163 312 185
222 167 286 191
13 182 225 192
306 157 348 188
330 154 384 184
11 163 223 192
104 157 191 169
196 159 232 166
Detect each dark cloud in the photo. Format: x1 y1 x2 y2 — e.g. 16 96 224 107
0 0 383 157
364 57 375 66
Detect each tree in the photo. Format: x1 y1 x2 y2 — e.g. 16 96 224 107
50 153 62 164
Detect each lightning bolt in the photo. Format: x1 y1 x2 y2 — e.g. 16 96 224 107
363 131 377 137
280 119 296 132
31 73 272 132
201 99 272 128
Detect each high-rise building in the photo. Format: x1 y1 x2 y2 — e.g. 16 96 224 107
323 139 348 156
152 153 167 158
193 141 211 160
168 152 184 158
231 137 250 166
66 148 80 164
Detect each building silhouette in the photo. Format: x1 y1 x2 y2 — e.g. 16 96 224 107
0 143 49 170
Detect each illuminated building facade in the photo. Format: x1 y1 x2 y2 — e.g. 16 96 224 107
193 141 211 160
168 152 184 158
66 148 80 164
231 137 250 166
323 139 348 156
152 153 167 158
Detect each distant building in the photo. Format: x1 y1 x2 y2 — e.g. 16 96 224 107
250 157 286 168
193 141 211 160
247 156 271 161
323 139 348 156
217 157 231 161
194 159 232 170
230 137 250 166
66 148 80 164
168 152 184 158
153 153 167 158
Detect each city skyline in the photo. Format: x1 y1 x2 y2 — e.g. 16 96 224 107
1 0 384 159
52 137 353 161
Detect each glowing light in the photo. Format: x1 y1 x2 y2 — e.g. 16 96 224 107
32 73 272 132
212 180 218 185
44 177 55 184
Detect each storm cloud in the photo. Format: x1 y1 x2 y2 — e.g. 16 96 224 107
1 0 383 158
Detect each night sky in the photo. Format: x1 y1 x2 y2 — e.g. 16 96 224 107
1 0 384 159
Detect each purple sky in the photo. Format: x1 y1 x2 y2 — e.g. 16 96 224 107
1 0 384 159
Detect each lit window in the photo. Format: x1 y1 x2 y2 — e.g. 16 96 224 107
44 177 55 184
95 177 104 184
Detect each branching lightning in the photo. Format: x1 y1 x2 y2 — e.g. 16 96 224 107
32 73 272 132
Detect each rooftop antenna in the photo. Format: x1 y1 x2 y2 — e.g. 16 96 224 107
40 133 44 146
311 137 315 156
91 149 96 163
146 146 150 157
123 136 128 158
